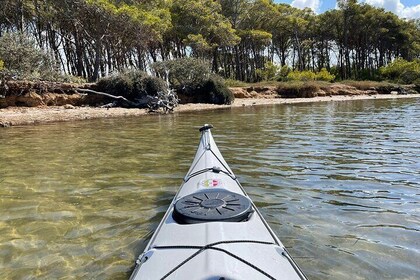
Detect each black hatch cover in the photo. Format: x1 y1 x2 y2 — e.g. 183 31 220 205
173 190 253 224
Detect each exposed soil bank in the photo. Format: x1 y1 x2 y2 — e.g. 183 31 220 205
1 93 419 127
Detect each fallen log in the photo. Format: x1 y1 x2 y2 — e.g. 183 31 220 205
75 87 179 112
76 88 138 107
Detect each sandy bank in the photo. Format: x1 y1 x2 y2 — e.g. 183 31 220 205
1 93 419 127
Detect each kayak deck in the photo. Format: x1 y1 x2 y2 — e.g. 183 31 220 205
130 125 307 280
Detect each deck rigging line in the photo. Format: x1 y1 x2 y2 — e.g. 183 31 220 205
154 240 279 280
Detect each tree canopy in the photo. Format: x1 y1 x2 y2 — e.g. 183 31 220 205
0 0 418 82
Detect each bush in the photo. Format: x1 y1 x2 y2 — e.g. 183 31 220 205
179 76 234 105
341 80 382 90
287 70 316 81
277 81 320 98
96 74 134 97
153 58 211 88
376 83 402 94
276 65 291 81
153 58 233 104
256 61 279 81
224 79 248 87
380 58 420 84
0 32 84 82
201 77 234 104
0 32 53 79
316 68 335 82
95 70 168 99
414 79 420 93
142 76 168 96
285 68 335 82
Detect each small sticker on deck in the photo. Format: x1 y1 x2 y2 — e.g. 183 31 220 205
198 179 223 188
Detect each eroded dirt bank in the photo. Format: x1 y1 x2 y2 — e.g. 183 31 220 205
1 93 419 127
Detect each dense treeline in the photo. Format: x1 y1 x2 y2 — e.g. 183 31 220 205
0 0 419 82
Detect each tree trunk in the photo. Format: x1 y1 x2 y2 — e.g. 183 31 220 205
91 38 101 82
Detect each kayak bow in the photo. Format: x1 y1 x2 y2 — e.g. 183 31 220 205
130 125 307 280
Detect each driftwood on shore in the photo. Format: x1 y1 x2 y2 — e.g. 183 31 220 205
76 88 137 107
76 88 179 112
0 79 179 112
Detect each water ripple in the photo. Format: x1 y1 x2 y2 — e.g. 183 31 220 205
0 98 419 279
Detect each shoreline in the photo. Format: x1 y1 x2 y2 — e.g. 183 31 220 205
1 93 419 127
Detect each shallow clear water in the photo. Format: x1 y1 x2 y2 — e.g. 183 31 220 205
0 98 419 279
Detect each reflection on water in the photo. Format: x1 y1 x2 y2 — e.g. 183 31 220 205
1 98 419 279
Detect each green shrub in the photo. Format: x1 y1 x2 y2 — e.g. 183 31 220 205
357 68 380 81
285 68 335 82
287 70 316 81
178 76 234 105
341 80 382 90
201 77 234 104
95 70 168 99
96 74 133 97
141 76 168 96
0 32 53 79
375 83 400 94
256 61 279 81
380 58 420 84
58 75 87 84
413 79 420 93
0 60 4 70
224 79 248 87
152 58 211 88
316 68 335 82
277 81 320 98
153 58 233 104
399 69 420 84
276 65 291 81
329 66 340 80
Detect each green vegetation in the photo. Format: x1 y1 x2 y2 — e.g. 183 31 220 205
340 80 409 94
224 79 249 87
195 77 234 105
153 58 212 89
380 59 420 84
256 61 279 81
341 80 388 90
153 58 233 104
0 32 50 78
286 68 335 82
0 32 87 83
276 82 320 98
95 70 168 100
0 0 418 84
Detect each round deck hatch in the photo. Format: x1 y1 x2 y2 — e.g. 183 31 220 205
173 190 252 224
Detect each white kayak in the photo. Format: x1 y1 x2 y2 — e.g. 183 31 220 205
130 125 307 280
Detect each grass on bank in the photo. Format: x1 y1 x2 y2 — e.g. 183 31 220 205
226 78 420 98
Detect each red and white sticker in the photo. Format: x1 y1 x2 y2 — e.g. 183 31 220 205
198 179 223 188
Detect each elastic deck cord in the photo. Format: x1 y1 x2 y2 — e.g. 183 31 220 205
153 240 277 280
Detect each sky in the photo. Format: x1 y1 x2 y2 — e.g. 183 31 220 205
273 0 420 19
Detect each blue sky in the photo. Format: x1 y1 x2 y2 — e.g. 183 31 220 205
273 0 420 19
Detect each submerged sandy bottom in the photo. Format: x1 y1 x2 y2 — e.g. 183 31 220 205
1 94 419 127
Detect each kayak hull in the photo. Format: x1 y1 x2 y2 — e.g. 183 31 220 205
130 125 307 280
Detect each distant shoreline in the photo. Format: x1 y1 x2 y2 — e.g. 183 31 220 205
1 93 419 127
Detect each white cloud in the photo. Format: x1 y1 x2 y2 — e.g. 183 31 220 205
291 0 321 13
364 0 420 19
399 4 420 19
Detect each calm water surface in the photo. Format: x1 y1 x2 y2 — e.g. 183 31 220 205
0 98 419 279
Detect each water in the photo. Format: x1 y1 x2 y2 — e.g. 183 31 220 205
0 98 419 279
